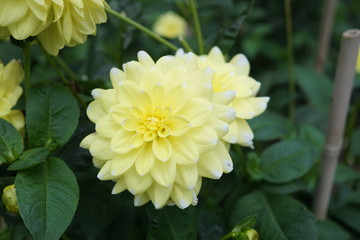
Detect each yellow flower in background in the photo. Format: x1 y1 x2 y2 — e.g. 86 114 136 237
153 11 187 39
356 46 360 73
0 60 25 134
176 47 269 148
2 184 19 214
81 51 236 209
0 0 108 55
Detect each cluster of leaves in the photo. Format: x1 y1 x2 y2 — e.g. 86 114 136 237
0 0 360 240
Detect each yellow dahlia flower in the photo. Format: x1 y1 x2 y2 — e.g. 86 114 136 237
153 11 187 39
0 60 25 133
0 0 108 55
176 47 269 148
81 51 236 209
2 184 19 214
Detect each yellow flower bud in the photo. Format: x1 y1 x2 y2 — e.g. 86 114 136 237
2 184 19 214
244 229 259 240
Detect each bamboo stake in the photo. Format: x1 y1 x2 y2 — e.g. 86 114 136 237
313 29 360 219
315 0 338 73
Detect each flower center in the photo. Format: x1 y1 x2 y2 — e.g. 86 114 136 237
139 107 171 141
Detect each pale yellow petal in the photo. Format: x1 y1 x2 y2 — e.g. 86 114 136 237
89 136 113 160
171 185 193 209
111 152 137 176
96 115 121 138
197 151 223 179
112 177 126 194
170 136 199 165
151 159 176 187
135 143 155 176
152 137 172 161
147 183 172 209
110 129 133 154
185 126 218 153
175 164 198 190
124 167 153 194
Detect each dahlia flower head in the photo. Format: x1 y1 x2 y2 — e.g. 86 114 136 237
176 47 270 148
0 60 25 133
153 11 187 39
0 0 108 55
81 51 238 209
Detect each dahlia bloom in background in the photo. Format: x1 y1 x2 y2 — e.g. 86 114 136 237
153 11 187 39
0 0 108 55
0 60 25 133
81 51 237 209
176 47 269 148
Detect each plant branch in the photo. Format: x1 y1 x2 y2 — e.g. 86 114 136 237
105 7 178 51
22 42 31 102
39 43 87 109
189 0 204 54
284 0 296 124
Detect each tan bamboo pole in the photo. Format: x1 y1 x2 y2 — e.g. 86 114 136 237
313 29 360 219
315 0 338 73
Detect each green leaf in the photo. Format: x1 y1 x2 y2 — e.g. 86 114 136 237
0 119 23 164
7 147 50 171
259 139 318 183
26 82 79 151
295 66 332 110
317 220 350 240
147 205 197 240
335 163 360 184
248 111 289 141
197 208 224 240
15 157 79 240
333 190 360 233
230 191 318 240
350 128 360 157
214 0 255 53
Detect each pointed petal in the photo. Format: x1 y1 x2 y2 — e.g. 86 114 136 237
197 151 223 179
185 126 218 152
110 129 133 154
96 115 121 138
90 136 113 160
147 183 172 209
151 159 176 187
171 185 193 209
153 137 172 161
111 152 137 176
112 177 126 194
175 164 198 190
124 167 153 194
170 136 199 165
135 143 155 176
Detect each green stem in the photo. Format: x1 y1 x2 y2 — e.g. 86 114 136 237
284 0 296 124
39 44 87 109
179 36 194 52
105 7 178 51
220 232 237 240
189 0 204 54
22 42 31 102
54 56 78 81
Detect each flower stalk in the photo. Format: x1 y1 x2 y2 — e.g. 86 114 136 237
22 41 31 102
284 0 296 124
105 7 178 51
189 0 204 54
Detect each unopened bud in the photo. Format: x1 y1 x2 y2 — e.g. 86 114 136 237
2 184 19 214
245 229 259 240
